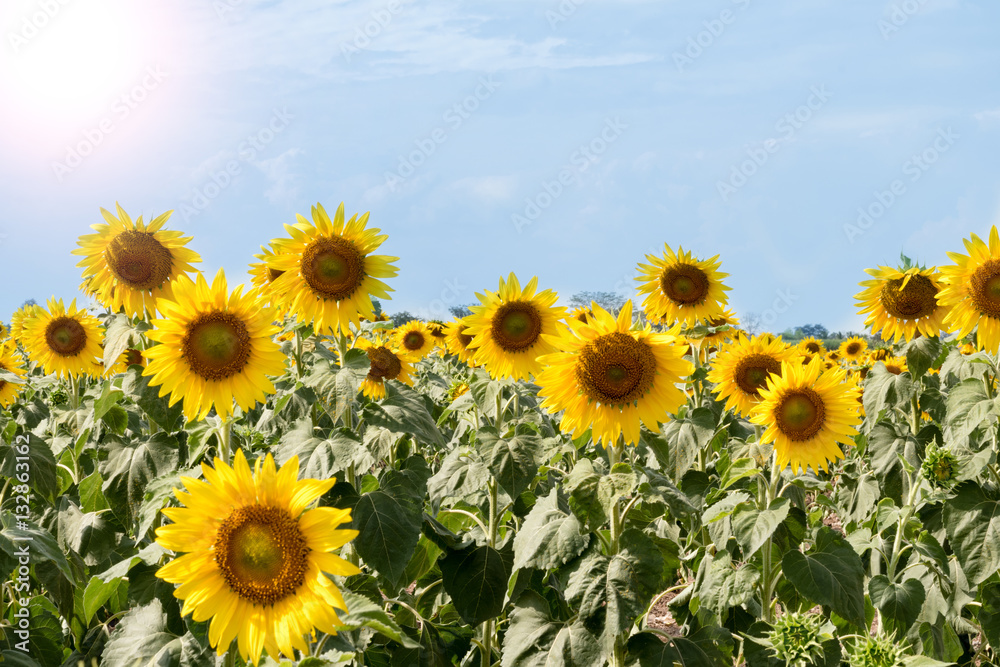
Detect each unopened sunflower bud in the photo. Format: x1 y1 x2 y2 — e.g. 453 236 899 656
921 443 959 488
847 634 906 667
766 612 831 667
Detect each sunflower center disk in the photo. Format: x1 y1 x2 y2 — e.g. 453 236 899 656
182 312 252 381
458 329 474 348
491 303 542 352
804 342 821 354
845 342 862 355
367 346 402 381
301 237 364 301
403 332 425 351
105 230 174 291
971 260 1000 319
880 274 938 319
734 354 781 399
660 264 710 305
576 332 656 406
776 390 826 442
214 506 309 607
46 317 87 357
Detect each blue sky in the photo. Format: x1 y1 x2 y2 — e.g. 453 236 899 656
1 0 998 333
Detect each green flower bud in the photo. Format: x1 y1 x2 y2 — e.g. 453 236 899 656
767 612 831 667
847 634 905 667
921 443 959 488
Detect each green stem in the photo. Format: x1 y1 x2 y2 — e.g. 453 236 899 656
482 477 499 666
760 453 782 623
218 418 232 466
69 374 80 412
691 342 703 407
293 328 304 380
337 333 355 430
223 643 236 667
887 474 920 581
909 393 921 436
608 437 626 667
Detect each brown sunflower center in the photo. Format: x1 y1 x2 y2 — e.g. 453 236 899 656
124 348 143 366
402 331 426 352
733 353 781 398
776 389 826 441
970 259 1000 319
429 325 446 339
803 341 821 354
301 236 364 301
885 362 904 375
491 302 542 352
367 346 402 382
845 341 862 356
181 312 252 381
576 332 656 405
660 264 709 305
105 230 174 291
45 317 87 357
214 505 309 606
458 327 474 349
880 273 938 319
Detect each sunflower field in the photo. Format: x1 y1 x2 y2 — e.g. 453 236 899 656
5 204 1000 667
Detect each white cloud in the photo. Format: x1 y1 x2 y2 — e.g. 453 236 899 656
254 148 303 204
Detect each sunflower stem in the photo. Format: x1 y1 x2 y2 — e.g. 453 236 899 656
336 332 355 430
608 437 626 667
481 477 499 666
759 452 782 624
69 373 80 413
887 472 920 582
218 418 232 466
909 393 921 436
293 328 304 380
223 643 237 667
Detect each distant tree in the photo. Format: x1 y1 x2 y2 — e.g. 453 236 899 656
389 311 416 327
21 299 37 308
371 298 383 317
742 312 762 336
798 323 828 338
569 291 628 315
449 304 474 318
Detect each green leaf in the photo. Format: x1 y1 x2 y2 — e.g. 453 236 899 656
95 599 181 667
916 620 964 663
868 575 924 632
732 497 790 559
440 544 511 626
781 527 866 627
101 432 181 513
102 313 147 371
943 482 1000 585
904 336 943 379
863 365 917 428
513 488 589 571
277 419 373 479
692 550 759 614
943 377 997 446
564 458 608 529
659 407 718 480
501 592 602 667
120 367 183 431
0 513 74 584
362 384 444 446
979 583 1000 652
627 627 732 667
476 424 542 498
426 447 490 510
334 589 420 648
93 380 125 420
0 432 58 503
720 457 760 490
304 347 369 422
82 575 124 625
352 468 425 587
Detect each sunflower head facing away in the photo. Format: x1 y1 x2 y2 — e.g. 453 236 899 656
22 298 103 379
355 335 414 400
706 333 797 418
393 320 434 360
855 262 948 344
939 227 1000 353
444 318 477 364
155 450 359 665
143 270 285 422
0 341 27 408
465 273 567 381
750 358 861 475
267 203 399 335
635 244 730 326
536 301 693 448
838 336 868 362
73 204 202 318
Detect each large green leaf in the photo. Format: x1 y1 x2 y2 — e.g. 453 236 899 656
304 347 369 422
781 527 866 627
692 550 759 614
440 544 511 626
904 335 943 379
100 599 209 667
362 384 445 446
863 365 917 428
101 432 181 512
658 407 718 481
476 424 542 498
732 497 790 559
943 377 999 446
943 482 1000 585
120 367 183 431
501 591 602 667
352 466 425 587
102 313 147 371
426 447 490 510
334 589 420 648
627 627 732 667
868 575 924 633
513 488 589 571
0 432 57 503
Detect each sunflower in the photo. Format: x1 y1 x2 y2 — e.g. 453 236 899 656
267 203 398 335
22 298 103 378
465 273 567 381
797 337 825 356
702 308 740 345
707 333 797 418
960 342 976 355
248 244 288 312
568 306 593 324
73 204 202 318
143 270 285 422
635 244 730 326
111 348 146 375
856 265 949 344
0 322 7 340
0 341 27 408
750 359 861 475
394 320 434 360
444 318 477 365
838 337 868 362
882 356 908 376
937 227 1000 352
870 348 892 361
536 301 693 448
354 336 414 400
155 450 359 664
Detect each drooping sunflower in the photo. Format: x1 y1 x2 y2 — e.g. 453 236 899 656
838 337 868 362
267 203 399 335
143 270 285 422
0 341 27 408
750 358 861 475
73 204 202 318
354 336 414 400
701 308 740 346
870 347 892 361
465 273 567 381
155 450 359 665
444 318 477 365
536 301 693 448
882 356 908 375
939 227 1000 352
394 320 434 360
707 333 798 418
797 337 825 356
635 244 730 326
22 298 103 378
856 264 949 344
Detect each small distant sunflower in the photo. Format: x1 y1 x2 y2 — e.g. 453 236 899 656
856 264 949 344
155 450 359 664
8 305 39 345
702 308 740 345
444 318 477 365
960 342 976 355
707 334 797 418
938 227 1000 352
268 203 399 335
838 337 868 362
465 273 567 381
354 336 414 400
143 270 285 422
750 358 861 475
73 204 202 318
882 356 908 376
0 341 27 408
635 244 730 326
0 322 7 340
870 348 892 361
568 306 593 324
248 244 288 313
536 301 693 448
22 299 103 378
110 348 145 375
394 320 434 360
797 337 825 356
